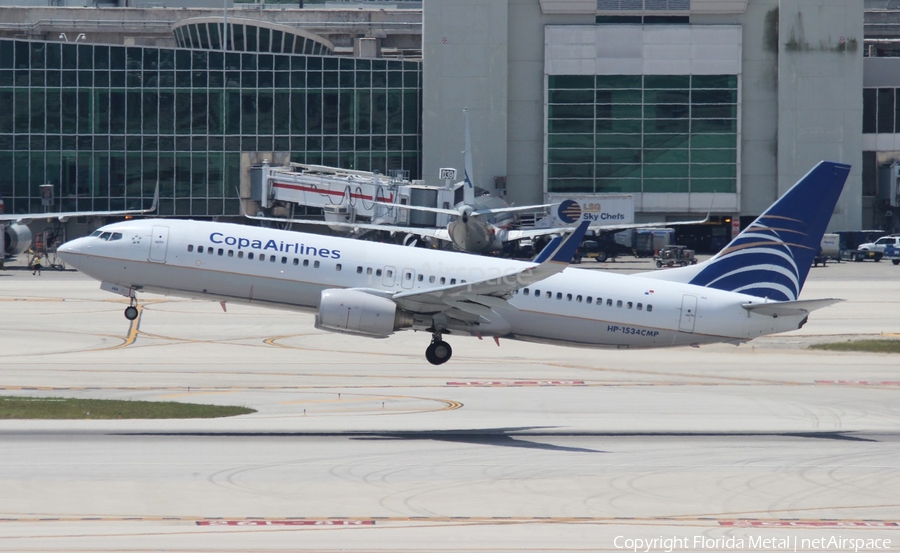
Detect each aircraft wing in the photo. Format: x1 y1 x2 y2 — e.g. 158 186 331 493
243 213 452 242
0 184 159 224
504 214 711 242
472 204 553 216
389 221 589 315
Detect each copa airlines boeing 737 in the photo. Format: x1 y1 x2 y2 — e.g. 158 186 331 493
58 161 850 365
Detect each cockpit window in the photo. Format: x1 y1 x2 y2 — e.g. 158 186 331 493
90 230 103 237
109 232 123 241
98 232 112 240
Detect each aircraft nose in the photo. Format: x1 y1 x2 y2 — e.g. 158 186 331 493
57 239 83 268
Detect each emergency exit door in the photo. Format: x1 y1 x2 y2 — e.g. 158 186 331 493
679 295 697 332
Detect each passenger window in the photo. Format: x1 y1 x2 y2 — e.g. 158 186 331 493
357 266 363 274
523 288 529 296
280 256 286 263
248 252 254 260
336 264 342 271
576 295 582 303
586 296 592 304
429 276 435 283
303 259 309 267
417 274 423 281
647 305 653 312
187 244 194 252
607 299 613 306
228 250 234 257
617 300 623 308
238 251 244 259
450 278 456 285
440 277 446 284
208 248 214 255
556 292 562 300
461 280 466 283
376 269 382 277
293 259 299 265
627 301 633 309
406 272 413 280
218 248 224 256
546 291 551 299
367 267 373 275
386 270 393 278
637 303 642 311
567 294 573 301
198 246 204 254
314 261 320 268
534 289 540 297
260 254 266 261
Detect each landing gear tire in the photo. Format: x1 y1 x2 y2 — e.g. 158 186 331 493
425 340 452 365
124 305 139 321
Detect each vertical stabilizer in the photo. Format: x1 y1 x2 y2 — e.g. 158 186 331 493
641 161 851 301
463 109 475 206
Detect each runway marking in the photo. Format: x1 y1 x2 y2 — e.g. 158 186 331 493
1 515 899 528
108 306 142 350
197 520 374 526
447 381 586 387
817 380 900 386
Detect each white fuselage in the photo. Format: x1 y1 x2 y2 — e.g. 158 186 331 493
60 219 809 350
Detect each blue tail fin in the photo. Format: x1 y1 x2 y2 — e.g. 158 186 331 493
642 161 850 301
684 161 850 301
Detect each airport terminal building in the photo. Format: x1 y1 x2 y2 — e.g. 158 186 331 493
0 16 422 216
2 0 899 243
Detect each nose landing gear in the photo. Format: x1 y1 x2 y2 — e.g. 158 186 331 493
425 333 452 365
124 295 139 321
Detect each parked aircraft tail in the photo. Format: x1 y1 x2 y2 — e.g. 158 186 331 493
642 161 851 301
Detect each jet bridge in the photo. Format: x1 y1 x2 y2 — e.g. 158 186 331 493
249 162 456 231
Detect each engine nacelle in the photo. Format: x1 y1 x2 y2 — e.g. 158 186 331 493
4 223 32 257
315 289 413 338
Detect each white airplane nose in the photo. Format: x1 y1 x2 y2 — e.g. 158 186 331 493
57 240 82 268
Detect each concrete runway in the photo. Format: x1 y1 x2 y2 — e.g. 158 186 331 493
1 258 899 552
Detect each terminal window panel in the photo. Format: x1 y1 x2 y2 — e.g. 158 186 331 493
547 74 737 195
0 38 422 215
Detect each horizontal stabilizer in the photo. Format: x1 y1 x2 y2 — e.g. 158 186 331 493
741 298 843 318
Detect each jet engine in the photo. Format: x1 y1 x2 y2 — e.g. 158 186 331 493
315 289 413 338
3 223 32 257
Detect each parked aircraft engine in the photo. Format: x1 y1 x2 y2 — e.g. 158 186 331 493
4 223 32 257
315 289 413 338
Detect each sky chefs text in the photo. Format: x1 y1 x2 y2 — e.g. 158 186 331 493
209 232 341 259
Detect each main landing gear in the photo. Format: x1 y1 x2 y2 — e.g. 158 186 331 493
124 295 139 321
425 333 452 365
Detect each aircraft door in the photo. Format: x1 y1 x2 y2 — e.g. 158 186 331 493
382 266 396 287
149 225 169 263
678 294 697 332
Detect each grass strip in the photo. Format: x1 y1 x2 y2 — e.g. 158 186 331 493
0 396 255 419
809 339 900 354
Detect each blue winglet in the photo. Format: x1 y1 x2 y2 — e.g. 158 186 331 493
548 221 591 264
532 236 562 263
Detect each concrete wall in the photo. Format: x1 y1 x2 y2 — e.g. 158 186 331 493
777 0 863 231
422 0 508 192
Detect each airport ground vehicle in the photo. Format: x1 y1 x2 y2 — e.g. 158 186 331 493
884 244 900 265
855 235 900 262
654 245 697 268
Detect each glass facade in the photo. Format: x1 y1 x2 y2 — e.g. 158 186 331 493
0 38 422 216
173 20 334 56
547 74 738 194
862 87 900 134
